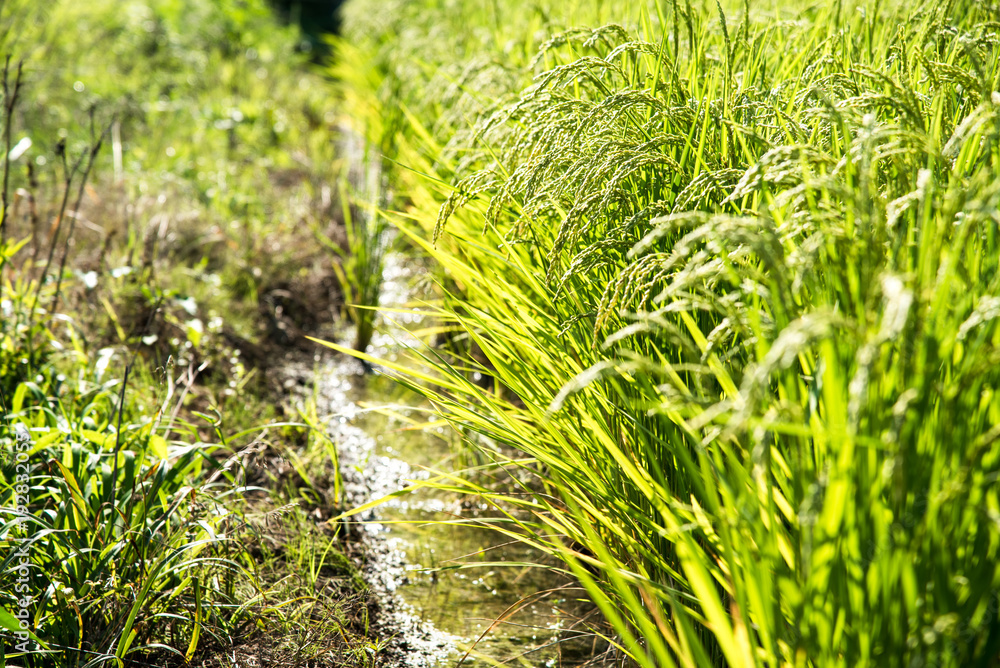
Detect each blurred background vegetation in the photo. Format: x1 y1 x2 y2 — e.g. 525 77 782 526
0 0 387 665
270 0 345 57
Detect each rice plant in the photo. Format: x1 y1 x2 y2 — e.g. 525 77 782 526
332 0 1000 665
327 175 390 355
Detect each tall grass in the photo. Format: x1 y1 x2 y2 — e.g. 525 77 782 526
332 0 1000 665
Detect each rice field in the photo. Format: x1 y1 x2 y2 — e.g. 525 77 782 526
331 0 1000 665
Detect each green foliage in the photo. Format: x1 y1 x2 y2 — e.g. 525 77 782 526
243 504 380 667
334 0 1000 665
0 0 364 664
0 339 258 667
0 267 47 402
0 0 339 341
325 177 389 354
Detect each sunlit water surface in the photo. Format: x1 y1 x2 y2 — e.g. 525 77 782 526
302 253 603 667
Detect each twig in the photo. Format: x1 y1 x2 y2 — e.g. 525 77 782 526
161 360 208 442
49 110 112 314
24 163 39 263
0 56 23 303
30 138 84 316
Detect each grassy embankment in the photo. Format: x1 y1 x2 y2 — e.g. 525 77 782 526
332 0 1000 665
0 1 385 666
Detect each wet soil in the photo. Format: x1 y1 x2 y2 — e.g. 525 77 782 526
283 253 610 668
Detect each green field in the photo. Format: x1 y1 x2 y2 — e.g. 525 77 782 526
332 0 1000 665
2 0 1000 665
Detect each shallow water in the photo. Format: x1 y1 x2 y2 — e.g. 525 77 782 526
305 253 603 667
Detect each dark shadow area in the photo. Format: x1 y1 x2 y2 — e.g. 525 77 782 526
269 0 344 58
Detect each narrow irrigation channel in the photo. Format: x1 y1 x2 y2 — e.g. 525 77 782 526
289 253 603 667
277 126 607 667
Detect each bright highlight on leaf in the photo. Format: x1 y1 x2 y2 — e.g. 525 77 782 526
333 0 1000 664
